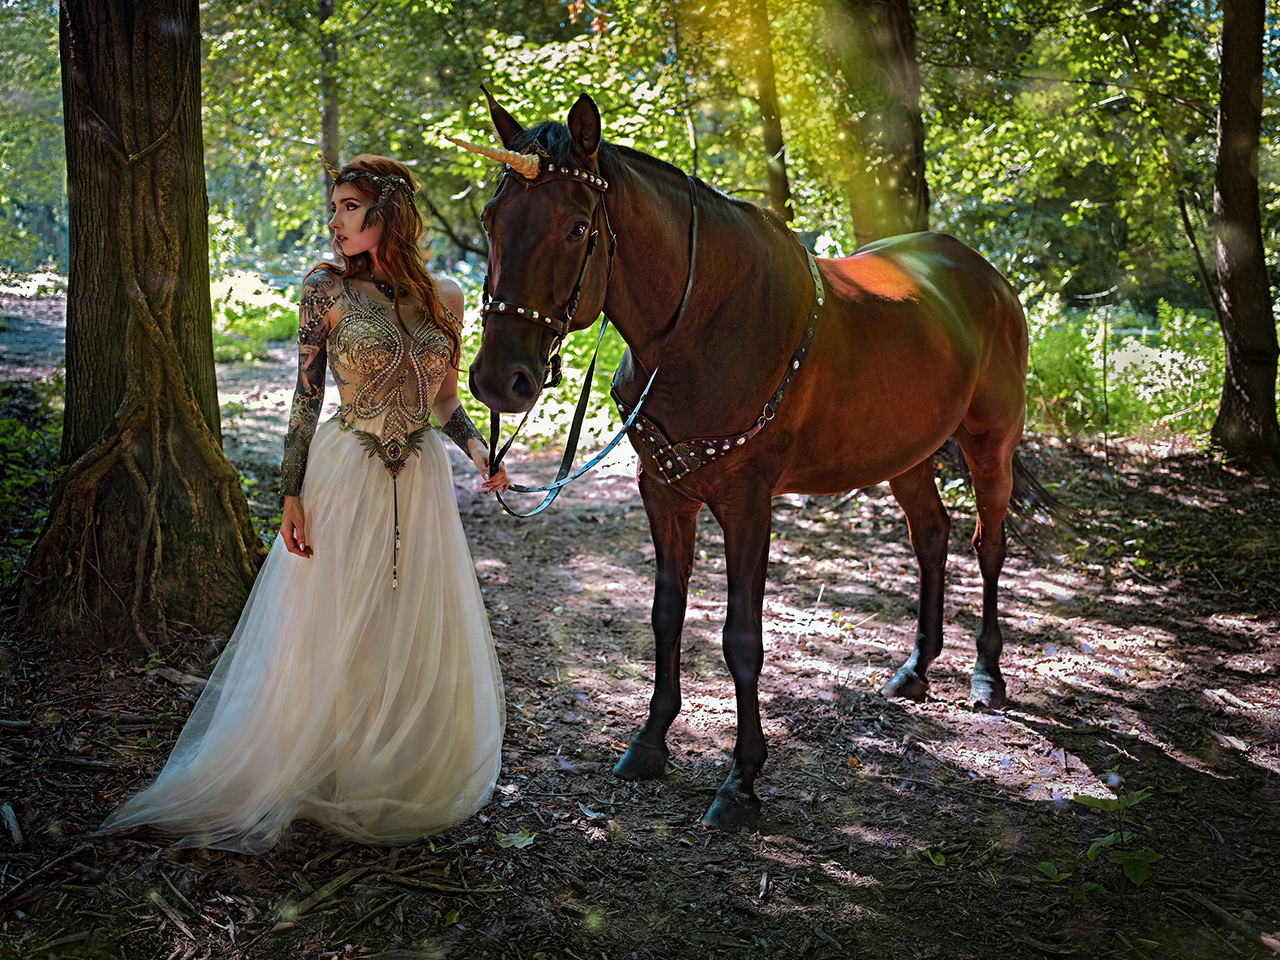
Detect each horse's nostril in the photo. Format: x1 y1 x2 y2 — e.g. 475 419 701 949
510 368 539 405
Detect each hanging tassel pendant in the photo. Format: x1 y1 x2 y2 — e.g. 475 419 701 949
392 476 400 590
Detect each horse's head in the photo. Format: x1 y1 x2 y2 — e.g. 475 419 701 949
461 92 613 413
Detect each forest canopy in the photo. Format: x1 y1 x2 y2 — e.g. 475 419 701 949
0 0 1275 446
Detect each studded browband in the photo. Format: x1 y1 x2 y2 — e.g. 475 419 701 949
480 158 613 341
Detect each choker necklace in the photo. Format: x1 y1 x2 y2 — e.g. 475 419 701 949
370 277 397 301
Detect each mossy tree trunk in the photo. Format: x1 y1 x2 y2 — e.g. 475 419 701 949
1211 0 1280 470
20 0 266 650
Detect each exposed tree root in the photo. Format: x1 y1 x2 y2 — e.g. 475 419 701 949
20 6 266 649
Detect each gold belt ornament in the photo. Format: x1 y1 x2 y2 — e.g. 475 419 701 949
351 425 429 479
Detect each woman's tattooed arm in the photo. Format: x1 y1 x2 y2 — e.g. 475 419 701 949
280 272 339 501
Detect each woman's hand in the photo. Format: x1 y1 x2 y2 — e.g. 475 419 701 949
281 496 313 557
468 439 510 494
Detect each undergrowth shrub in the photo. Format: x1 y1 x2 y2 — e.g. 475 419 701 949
0 372 65 587
211 271 297 362
1026 297 1223 446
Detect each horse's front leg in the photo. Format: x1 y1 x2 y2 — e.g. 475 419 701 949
613 471 702 781
701 489 773 830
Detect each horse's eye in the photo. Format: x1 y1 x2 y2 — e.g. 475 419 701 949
568 221 589 241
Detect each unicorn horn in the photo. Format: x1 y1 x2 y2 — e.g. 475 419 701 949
446 135 540 180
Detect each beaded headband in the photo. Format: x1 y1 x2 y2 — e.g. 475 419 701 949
320 155 417 232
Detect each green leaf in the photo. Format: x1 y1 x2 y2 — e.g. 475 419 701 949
1086 830 1136 861
1070 882 1107 902
1073 794 1123 812
1109 848 1160 886
1034 861 1069 882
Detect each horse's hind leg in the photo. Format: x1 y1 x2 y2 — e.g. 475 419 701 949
614 471 701 781
955 426 1016 709
882 456 951 702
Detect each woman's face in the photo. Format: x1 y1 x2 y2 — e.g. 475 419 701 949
328 182 384 261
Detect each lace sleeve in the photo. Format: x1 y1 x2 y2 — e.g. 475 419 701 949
279 272 339 501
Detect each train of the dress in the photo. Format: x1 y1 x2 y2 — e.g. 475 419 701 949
101 420 505 854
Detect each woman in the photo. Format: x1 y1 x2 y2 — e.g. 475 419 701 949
101 155 508 854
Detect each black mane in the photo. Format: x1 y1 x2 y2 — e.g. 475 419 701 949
508 120 782 233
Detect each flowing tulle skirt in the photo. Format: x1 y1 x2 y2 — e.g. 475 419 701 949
102 419 505 854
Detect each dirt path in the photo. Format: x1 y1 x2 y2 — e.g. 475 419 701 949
2 297 1279 959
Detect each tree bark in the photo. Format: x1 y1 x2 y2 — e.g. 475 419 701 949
745 0 793 222
1211 0 1280 469
824 0 929 246
21 0 265 650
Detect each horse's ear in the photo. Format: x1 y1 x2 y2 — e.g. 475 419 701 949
566 93 601 168
483 85 524 149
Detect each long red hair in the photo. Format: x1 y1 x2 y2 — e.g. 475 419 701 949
309 154 462 368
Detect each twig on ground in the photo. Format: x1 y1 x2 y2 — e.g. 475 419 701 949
0 842 94 914
1185 892 1280 956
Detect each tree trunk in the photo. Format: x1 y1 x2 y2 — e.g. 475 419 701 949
745 0 793 222
1211 0 1280 469
319 0 340 231
824 0 929 246
21 0 265 650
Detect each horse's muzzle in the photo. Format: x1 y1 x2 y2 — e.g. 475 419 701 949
467 358 543 414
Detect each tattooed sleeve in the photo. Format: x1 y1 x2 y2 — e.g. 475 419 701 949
279 272 339 501
441 404 485 456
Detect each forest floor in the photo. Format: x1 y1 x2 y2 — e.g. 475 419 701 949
2 296 1279 960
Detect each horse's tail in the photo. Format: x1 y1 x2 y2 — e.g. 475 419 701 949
939 440 1076 558
1007 451 1077 558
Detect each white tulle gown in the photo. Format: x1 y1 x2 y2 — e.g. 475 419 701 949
102 274 504 854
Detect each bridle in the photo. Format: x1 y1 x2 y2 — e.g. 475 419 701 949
482 159 700 518
474 148 825 517
454 130 825 519
480 157 615 389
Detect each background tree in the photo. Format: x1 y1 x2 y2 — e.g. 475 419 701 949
1211 0 1280 466
0 1 67 272
745 0 795 222
19 0 264 649
824 0 929 244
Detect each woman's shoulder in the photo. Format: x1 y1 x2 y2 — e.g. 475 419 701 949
432 274 464 320
298 268 346 333
300 267 344 302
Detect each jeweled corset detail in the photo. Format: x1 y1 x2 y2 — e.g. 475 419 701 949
329 280 452 447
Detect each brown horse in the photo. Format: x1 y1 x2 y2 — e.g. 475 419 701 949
464 92 1031 829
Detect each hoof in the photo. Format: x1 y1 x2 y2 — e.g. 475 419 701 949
700 792 761 831
613 740 669 781
970 666 1007 710
883 665 929 701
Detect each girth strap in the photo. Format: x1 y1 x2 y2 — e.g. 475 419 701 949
612 248 826 484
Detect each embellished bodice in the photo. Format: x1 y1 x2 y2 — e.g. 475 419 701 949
279 273 456 499
329 280 453 440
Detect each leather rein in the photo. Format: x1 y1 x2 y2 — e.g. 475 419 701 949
483 164 824 517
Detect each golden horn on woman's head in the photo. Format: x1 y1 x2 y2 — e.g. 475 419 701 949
446 135 540 180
